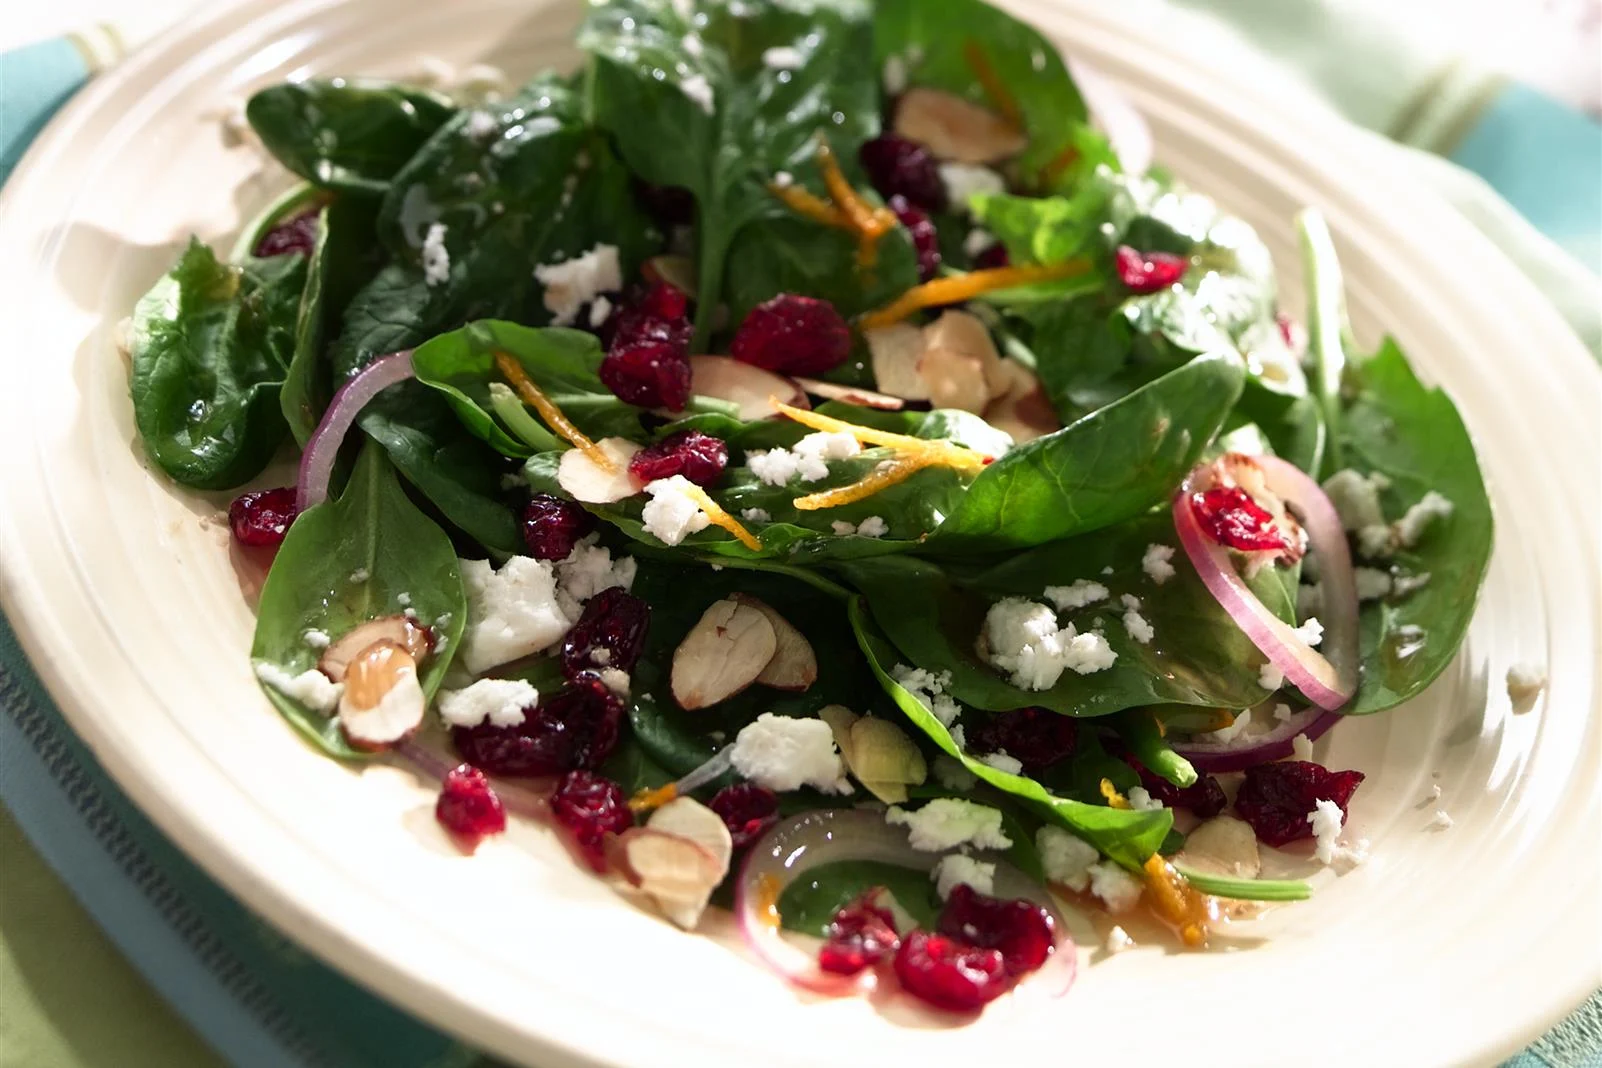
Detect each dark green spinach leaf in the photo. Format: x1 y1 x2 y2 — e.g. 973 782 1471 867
777 860 941 936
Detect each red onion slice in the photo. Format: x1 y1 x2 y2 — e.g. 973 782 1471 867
1170 704 1342 773
1172 454 1360 711
296 350 416 512
735 808 1075 1001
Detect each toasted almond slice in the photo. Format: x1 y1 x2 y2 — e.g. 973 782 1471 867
688 356 806 421
557 437 643 503
734 593 818 692
641 254 697 297
982 360 1059 443
338 640 426 750
670 597 777 710
818 704 860 761
917 344 990 413
859 779 910 805
847 717 927 804
615 828 725 930
924 310 1008 399
865 323 930 401
319 615 432 682
894 87 1027 164
792 377 906 411
646 796 733 874
1177 815 1261 879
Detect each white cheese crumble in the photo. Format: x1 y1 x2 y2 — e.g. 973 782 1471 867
464 110 499 140
1087 861 1144 912
1291 733 1315 761
397 592 412 607
831 516 888 538
1142 544 1176 584
949 723 967 749
421 223 451 287
890 664 960 727
963 228 995 258
761 46 804 70
1357 524 1396 559
739 507 771 523
885 799 1011 852
680 73 715 114
458 557 573 674
746 448 800 485
534 244 621 326
882 55 908 95
771 170 794 188
1258 662 1285 690
1353 567 1392 600
1126 786 1164 812
1292 617 1324 647
1391 571 1431 598
302 629 331 650
932 754 978 791
1429 809 1454 830
1043 579 1108 611
436 677 537 728
254 662 343 714
981 598 1116 690
1307 799 1346 865
977 750 1023 775
588 294 613 329
348 568 368 586
1322 469 1387 531
555 534 637 606
598 668 631 697
640 476 712 546
1273 703 1294 722
1506 662 1547 713
1394 491 1454 547
931 855 996 900
1037 826 1098 891
1123 609 1154 645
729 713 851 794
1105 926 1135 954
939 162 1006 213
1207 708 1253 744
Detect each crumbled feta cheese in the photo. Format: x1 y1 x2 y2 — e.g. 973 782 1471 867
746 448 801 485
793 431 860 474
1307 799 1345 864
1357 523 1395 559
1105 926 1135 954
437 677 537 728
1353 567 1392 600
856 515 888 538
1087 861 1143 912
761 45 804 70
1429 809 1453 830
349 568 369 584
1391 571 1431 598
588 294 613 329
464 110 499 140
1293 617 1324 647
1123 609 1154 645
771 170 793 188
1142 544 1176 584
963 228 995 258
1322 469 1387 531
254 662 343 714
932 754 978 791
682 33 703 57
830 521 855 536
1394 491 1453 548
640 476 712 546
882 55 908 95
941 417 1013 460
591 648 612 666
977 750 1023 775
680 73 715 114
1258 662 1285 690
949 723 967 749
1291 732 1315 761
1126 786 1164 812
421 223 450 287
556 534 637 605
1207 708 1253 744
1272 703 1294 722
1506 662 1547 713
939 163 1005 213
1037 826 1098 891
459 557 573 674
891 664 961 727
598 668 631 697
739 507 771 523
932 855 996 900
534 244 621 326
397 592 412 607
729 713 851 794
1043 579 1109 611
886 799 1011 852
1120 594 1141 610
302 629 331 650
982 599 1118 688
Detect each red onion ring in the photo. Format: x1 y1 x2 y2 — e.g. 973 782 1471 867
1172 453 1360 711
296 350 416 512
735 808 1075 1002
1170 704 1342 773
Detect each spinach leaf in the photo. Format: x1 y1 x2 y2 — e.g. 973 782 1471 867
922 351 1246 552
579 0 879 346
1298 209 1350 478
722 215 920 324
839 512 1277 719
250 443 466 757
246 80 455 195
129 237 305 490
777 860 941 936
849 600 1171 868
970 188 1110 273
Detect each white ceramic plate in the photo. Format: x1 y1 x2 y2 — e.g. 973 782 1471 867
0 1 1597 1064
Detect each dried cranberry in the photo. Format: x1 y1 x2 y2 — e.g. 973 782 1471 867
893 930 1009 1012
730 294 852 376
600 338 693 410
560 587 651 679
633 180 696 228
435 764 507 843
936 884 1055 977
888 195 942 281
550 769 633 871
1115 245 1188 294
1190 485 1295 554
521 493 596 560
452 672 622 776
253 208 320 258
708 782 779 848
1125 758 1227 818
859 135 948 213
967 708 1078 772
228 487 298 548
973 242 1010 270
818 891 901 975
628 430 729 487
609 282 691 350
1234 760 1365 846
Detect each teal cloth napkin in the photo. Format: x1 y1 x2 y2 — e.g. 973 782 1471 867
0 13 1598 1068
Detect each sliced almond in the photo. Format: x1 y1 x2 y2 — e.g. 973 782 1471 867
733 593 818 692
893 87 1027 165
615 828 726 930
646 796 733 874
847 718 927 804
983 359 1059 443
687 355 807 421
865 323 930 401
792 377 906 411
319 615 432 682
670 597 777 710
641 254 697 297
818 704 860 760
917 345 990 413
556 436 643 503
925 310 1009 398
338 639 426 750
1177 815 1261 879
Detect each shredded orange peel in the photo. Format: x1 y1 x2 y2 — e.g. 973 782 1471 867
768 135 896 267
1142 855 1212 948
856 259 1092 329
628 783 678 812
494 352 614 472
962 40 1025 132
675 480 763 551
1099 779 1130 809
767 182 849 229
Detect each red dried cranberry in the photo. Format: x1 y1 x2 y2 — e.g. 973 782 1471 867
973 242 1010 270
452 672 622 776
521 493 596 560
1190 485 1295 554
818 891 901 975
633 180 696 228
435 764 507 843
967 708 1078 772
600 338 693 410
936 884 1055 977
859 135 948 213
1125 757 1227 818
730 294 852 376
893 930 1009 1012
609 282 691 349
628 430 729 487
708 782 779 848
1234 760 1365 846
228 487 298 548
1115 245 1188 294
888 195 942 282
253 208 320 258
560 587 651 680
550 769 633 871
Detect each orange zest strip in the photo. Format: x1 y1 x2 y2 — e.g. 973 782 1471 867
1142 855 1212 948
494 352 613 471
628 783 678 813
962 40 1025 131
676 481 762 551
769 399 988 472
857 259 1092 330
792 455 931 511
1038 142 1081 188
816 137 892 240
769 182 851 229
1100 779 1130 809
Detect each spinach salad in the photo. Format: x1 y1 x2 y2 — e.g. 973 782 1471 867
126 0 1491 1013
